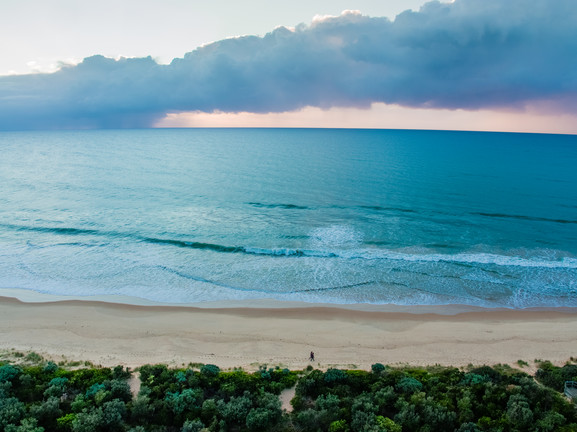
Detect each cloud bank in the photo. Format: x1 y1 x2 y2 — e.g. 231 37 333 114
1 0 576 130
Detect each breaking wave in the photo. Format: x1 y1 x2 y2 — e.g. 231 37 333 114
4 223 576 269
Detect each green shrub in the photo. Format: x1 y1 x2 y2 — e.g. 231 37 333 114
29 396 62 426
182 418 205 432
0 365 20 382
0 397 26 430
85 383 106 399
506 394 533 429
165 388 203 416
396 376 423 394
43 362 58 374
316 393 340 411
200 364 220 377
329 419 349 432
456 422 481 432
24 353 43 363
324 369 347 384
461 373 489 386
246 407 279 431
218 392 252 424
4 417 45 432
375 416 401 432
57 413 76 430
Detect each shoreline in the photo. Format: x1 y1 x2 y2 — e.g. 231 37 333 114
3 287 577 314
2 288 577 371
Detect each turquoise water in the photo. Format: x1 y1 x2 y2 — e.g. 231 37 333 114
0 128 576 307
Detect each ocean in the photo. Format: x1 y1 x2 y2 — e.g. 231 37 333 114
0 128 576 308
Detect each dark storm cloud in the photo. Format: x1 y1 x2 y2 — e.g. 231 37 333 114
1 0 576 130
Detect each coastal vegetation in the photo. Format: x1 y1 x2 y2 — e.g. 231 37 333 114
1 353 577 431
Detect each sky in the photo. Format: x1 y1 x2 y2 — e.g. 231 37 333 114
1 0 576 134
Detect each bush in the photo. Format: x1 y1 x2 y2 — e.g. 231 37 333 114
469 366 501 383
324 369 347 384
461 373 489 386
24 353 43 363
0 397 26 430
536 411 566 432
329 419 349 432
44 377 69 398
200 364 220 377
396 376 423 394
112 366 130 380
107 379 132 402
0 365 20 385
506 394 533 429
246 407 279 431
43 362 58 374
71 399 127 432
4 417 45 432
375 416 401 432
316 393 340 411
29 397 62 425
218 393 252 424
351 410 377 432
57 413 76 429
130 395 153 424
181 418 204 432
165 388 203 416
456 422 481 432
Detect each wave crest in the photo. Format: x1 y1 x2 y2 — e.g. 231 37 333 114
4 222 576 269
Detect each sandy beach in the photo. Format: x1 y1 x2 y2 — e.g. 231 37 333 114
1 289 577 371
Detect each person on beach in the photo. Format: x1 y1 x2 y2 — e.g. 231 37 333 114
309 351 315 361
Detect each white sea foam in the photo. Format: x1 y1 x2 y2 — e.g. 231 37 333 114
239 245 577 270
338 250 577 269
308 225 363 249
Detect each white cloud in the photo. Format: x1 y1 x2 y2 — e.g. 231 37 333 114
312 9 362 24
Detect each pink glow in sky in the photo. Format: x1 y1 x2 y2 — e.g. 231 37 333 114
156 104 577 135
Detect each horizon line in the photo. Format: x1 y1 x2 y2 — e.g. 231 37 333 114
1 126 575 137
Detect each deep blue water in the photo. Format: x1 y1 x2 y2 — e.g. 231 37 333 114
0 128 576 307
